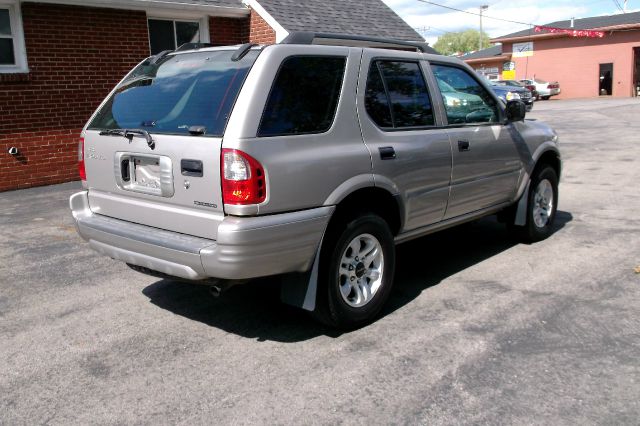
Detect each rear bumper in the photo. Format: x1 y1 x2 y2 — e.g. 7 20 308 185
70 191 333 281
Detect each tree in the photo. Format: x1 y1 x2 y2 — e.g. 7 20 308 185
433 30 491 56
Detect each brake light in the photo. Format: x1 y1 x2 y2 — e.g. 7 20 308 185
78 137 86 181
221 148 266 205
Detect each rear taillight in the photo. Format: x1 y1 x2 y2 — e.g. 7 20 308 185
78 137 86 181
221 148 266 205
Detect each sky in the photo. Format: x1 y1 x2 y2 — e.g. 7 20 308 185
382 0 639 45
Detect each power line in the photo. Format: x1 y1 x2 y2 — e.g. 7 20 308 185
612 0 625 12
415 0 534 27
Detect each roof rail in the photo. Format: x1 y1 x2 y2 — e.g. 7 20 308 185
231 43 257 61
280 32 439 54
143 49 173 66
175 42 215 52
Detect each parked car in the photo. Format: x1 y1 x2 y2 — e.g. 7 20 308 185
70 33 561 328
490 82 534 111
520 78 561 100
496 79 538 100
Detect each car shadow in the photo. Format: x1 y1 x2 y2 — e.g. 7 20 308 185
142 211 572 343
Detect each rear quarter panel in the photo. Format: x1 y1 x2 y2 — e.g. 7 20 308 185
223 45 373 215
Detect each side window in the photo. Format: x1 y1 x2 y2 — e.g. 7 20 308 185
365 60 434 129
431 64 499 125
258 56 346 137
364 63 393 127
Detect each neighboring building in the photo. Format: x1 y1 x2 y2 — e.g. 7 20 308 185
459 45 507 80
0 0 423 192
462 11 640 100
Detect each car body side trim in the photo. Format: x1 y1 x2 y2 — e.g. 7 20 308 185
394 201 512 244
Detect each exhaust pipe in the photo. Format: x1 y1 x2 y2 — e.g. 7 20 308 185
209 284 223 298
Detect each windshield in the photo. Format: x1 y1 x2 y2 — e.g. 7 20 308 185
88 49 260 137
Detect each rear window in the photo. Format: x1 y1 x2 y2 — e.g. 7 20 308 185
88 50 259 137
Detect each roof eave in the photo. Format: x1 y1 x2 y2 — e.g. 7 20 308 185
491 32 569 43
463 54 512 64
592 23 640 31
22 0 250 17
492 22 640 43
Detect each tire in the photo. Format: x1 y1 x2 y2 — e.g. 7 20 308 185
542 95 551 100
510 166 559 243
312 213 396 329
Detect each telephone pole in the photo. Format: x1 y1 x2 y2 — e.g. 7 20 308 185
479 5 488 51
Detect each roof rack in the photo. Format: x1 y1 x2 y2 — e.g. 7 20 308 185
280 32 439 54
175 42 215 52
231 43 257 61
143 49 172 66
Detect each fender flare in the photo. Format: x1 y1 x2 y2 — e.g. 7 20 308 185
513 143 561 226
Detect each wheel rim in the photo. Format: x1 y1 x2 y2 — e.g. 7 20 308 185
338 233 384 308
532 179 554 228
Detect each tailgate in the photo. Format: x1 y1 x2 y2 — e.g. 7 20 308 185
81 48 260 240
84 131 224 240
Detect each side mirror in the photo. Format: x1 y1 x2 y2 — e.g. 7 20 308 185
506 100 526 121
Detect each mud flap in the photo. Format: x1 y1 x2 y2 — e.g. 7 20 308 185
280 236 323 311
514 180 531 226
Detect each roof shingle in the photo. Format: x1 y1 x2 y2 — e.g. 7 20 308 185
255 0 424 42
459 45 503 60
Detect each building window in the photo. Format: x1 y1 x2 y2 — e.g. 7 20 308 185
0 2 28 73
148 19 202 54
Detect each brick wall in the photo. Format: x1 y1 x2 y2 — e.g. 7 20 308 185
209 16 248 45
209 9 276 46
248 9 276 44
1 4 277 192
0 3 149 192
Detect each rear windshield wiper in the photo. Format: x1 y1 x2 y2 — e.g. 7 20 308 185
99 128 155 150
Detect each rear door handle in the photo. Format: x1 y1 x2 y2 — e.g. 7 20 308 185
458 140 470 152
181 159 203 177
379 146 396 160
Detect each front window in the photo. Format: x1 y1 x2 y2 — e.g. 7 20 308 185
431 64 499 125
88 50 259 137
0 3 27 72
148 19 202 54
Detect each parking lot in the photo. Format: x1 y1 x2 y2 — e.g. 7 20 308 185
1 98 639 424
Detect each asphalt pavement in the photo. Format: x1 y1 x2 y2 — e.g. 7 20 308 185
1 98 639 424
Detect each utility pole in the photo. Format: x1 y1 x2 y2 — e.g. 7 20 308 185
479 5 489 51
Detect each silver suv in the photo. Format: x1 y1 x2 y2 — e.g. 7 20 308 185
70 33 561 328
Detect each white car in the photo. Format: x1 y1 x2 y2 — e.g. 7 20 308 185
520 78 561 100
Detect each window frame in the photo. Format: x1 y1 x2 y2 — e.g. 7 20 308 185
364 58 437 132
0 0 28 73
146 13 210 55
428 61 506 127
257 54 347 138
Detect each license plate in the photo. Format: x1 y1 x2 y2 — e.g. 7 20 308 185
133 156 161 190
